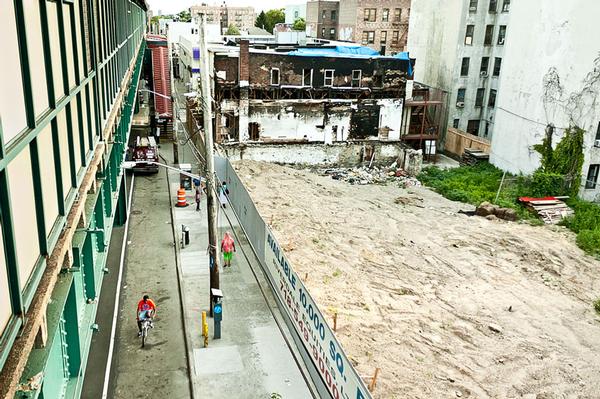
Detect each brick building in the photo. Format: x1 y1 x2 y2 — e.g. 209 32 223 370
190 4 255 32
204 40 413 144
306 1 340 40
338 0 411 55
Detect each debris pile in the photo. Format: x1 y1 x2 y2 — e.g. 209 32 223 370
321 166 422 187
475 201 518 221
518 196 574 224
461 148 490 166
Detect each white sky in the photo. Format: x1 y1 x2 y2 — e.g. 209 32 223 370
147 0 304 15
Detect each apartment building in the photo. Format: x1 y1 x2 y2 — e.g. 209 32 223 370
0 1 147 397
338 0 411 55
190 4 255 32
490 0 600 202
409 0 510 138
306 0 340 40
285 4 307 24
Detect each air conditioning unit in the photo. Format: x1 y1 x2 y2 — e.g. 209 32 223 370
480 71 488 77
498 38 505 45
456 102 465 108
595 139 600 148
469 6 477 11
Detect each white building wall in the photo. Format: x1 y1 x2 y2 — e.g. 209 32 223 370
285 4 307 24
490 0 600 201
408 0 510 138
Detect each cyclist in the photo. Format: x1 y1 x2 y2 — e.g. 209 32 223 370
137 295 156 337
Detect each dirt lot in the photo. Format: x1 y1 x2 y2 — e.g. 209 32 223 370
234 160 600 399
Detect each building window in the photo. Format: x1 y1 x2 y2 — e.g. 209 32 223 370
475 88 485 107
461 57 470 76
480 57 490 74
382 9 389 22
457 88 466 105
321 27 325 37
489 0 497 12
469 0 478 11
493 57 502 76
322 10 327 19
392 31 399 45
453 119 460 128
352 70 362 87
585 164 600 189
484 25 494 46
467 120 480 135
364 8 377 22
380 31 388 44
502 0 510 12
394 8 401 22
497 25 506 44
324 69 334 87
270 68 280 85
294 10 299 18
330 28 336 39
303 69 313 86
465 25 474 45
362 31 375 44
331 10 337 21
488 89 497 107
595 122 600 142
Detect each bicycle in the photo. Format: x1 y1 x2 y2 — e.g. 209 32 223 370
139 312 154 348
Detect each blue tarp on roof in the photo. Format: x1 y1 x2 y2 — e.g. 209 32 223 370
287 46 413 75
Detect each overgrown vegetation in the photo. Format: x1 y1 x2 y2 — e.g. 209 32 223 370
562 199 600 256
594 298 600 314
419 163 532 216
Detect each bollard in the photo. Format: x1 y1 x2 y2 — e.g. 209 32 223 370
202 311 209 348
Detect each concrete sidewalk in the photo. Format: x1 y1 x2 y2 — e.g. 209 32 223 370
169 172 313 398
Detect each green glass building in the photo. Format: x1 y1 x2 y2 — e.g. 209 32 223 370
0 1 147 397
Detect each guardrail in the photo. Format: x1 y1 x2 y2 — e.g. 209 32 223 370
215 157 372 399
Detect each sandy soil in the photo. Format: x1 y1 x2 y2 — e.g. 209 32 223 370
234 160 600 399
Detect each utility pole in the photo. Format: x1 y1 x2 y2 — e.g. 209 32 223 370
198 14 220 316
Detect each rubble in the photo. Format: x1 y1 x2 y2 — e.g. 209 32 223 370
475 201 518 221
320 165 422 187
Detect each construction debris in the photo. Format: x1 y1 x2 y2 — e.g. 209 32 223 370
475 201 518 221
518 196 574 224
461 148 490 166
321 166 422 187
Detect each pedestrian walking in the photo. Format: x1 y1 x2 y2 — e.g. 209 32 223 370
221 231 236 268
219 181 229 208
195 187 201 211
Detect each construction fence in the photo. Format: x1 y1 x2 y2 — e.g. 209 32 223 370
215 156 372 399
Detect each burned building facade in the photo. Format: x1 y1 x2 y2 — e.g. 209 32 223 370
211 41 413 146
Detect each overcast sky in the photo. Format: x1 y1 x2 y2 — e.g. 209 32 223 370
146 0 304 15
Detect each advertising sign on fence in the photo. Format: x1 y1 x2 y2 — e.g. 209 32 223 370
263 230 372 399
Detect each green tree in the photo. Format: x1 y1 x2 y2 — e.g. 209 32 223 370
255 11 267 30
264 9 285 33
177 9 191 22
292 17 306 31
226 24 241 35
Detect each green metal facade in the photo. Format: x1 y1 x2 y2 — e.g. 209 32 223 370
0 1 146 397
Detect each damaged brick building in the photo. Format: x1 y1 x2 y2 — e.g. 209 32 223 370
206 40 414 147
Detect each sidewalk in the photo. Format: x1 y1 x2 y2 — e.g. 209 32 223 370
169 172 313 398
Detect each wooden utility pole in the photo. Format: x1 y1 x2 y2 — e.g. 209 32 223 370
198 14 220 316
